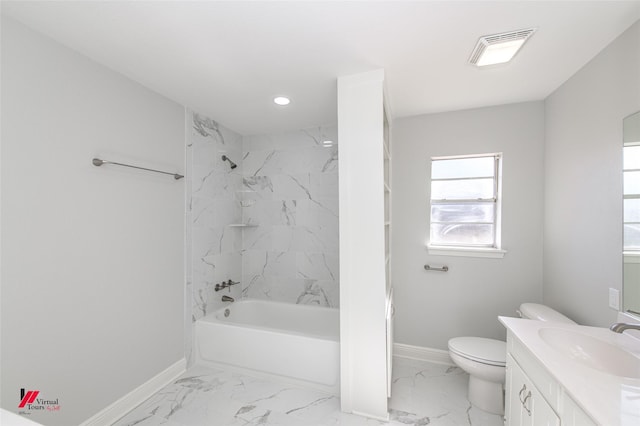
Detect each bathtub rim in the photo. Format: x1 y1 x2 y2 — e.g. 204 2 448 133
199 298 340 342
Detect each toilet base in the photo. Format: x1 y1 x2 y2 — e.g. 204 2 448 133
468 375 504 415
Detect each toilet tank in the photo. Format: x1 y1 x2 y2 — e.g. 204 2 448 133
519 303 576 324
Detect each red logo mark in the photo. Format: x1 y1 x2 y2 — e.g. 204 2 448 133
18 390 39 408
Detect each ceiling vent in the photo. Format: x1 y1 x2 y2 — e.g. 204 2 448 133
469 28 536 67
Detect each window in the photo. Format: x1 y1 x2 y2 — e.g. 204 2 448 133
429 153 503 255
624 145 640 251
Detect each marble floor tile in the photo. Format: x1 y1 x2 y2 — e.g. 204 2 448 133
112 358 504 426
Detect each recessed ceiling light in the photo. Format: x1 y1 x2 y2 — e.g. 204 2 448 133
469 28 536 67
273 96 291 106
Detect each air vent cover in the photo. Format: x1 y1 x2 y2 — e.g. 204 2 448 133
469 28 536 66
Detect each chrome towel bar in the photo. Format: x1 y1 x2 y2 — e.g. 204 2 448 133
424 264 449 272
92 158 184 180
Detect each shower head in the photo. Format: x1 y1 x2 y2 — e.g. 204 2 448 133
221 155 238 170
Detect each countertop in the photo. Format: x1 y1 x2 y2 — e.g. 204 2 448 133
499 317 640 426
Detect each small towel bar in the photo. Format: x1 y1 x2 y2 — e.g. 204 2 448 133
424 264 449 272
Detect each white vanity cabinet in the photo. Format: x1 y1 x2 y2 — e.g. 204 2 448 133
506 354 559 426
559 392 598 426
505 332 597 426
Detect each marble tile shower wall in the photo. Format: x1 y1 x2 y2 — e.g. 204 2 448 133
241 126 339 307
186 111 243 363
185 118 339 362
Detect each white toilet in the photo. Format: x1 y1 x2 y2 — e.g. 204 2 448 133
448 303 575 415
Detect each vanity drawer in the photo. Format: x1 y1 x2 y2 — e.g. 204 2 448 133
508 332 560 412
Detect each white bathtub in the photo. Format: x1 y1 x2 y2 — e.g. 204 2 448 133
195 299 340 393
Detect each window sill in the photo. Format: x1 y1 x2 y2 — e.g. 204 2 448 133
427 245 506 258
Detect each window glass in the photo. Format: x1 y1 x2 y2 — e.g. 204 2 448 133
431 178 494 200
430 224 494 246
430 203 494 223
624 224 640 250
624 198 640 222
623 145 640 170
624 171 640 195
432 156 495 179
430 154 501 248
624 145 640 251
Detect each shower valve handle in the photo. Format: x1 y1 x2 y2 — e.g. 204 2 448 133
214 280 240 292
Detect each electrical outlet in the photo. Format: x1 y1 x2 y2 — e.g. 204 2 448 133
609 288 620 310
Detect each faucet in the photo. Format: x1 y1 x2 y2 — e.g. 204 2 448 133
215 279 240 292
221 295 234 303
609 322 640 333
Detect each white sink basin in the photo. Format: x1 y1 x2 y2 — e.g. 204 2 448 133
538 327 640 379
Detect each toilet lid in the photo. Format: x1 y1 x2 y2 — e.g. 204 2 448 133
448 337 506 366
519 303 576 324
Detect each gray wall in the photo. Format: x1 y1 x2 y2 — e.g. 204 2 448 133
392 101 545 350
1 18 185 425
543 21 640 326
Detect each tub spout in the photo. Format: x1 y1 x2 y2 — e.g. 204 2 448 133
222 295 235 303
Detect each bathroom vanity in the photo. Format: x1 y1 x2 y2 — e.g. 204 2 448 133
500 317 640 426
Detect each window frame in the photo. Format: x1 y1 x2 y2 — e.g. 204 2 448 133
624 143 640 252
427 152 506 258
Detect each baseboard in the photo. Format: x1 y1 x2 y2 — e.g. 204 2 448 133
352 410 390 422
393 343 453 365
80 358 186 426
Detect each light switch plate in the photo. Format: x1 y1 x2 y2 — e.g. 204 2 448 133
609 288 620 310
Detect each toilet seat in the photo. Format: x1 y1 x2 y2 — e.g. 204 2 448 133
448 337 506 367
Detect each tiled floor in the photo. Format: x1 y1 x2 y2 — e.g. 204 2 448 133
112 358 504 426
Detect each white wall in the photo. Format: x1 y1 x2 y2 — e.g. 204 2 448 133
1 18 185 426
392 102 545 350
544 21 640 327
338 70 388 420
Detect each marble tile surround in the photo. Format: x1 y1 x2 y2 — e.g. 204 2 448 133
185 113 340 363
241 126 339 307
186 111 244 365
112 358 504 426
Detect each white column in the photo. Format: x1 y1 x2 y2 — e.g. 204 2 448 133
338 69 389 420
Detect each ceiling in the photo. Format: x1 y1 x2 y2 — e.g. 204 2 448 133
2 1 640 136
